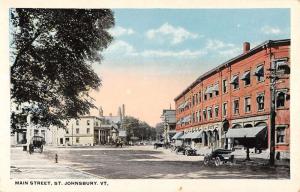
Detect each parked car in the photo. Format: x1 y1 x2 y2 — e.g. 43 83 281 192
29 136 45 154
203 148 235 166
184 146 197 156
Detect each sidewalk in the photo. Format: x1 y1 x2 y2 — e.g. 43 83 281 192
10 147 102 179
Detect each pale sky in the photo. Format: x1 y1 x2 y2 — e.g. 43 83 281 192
90 9 290 126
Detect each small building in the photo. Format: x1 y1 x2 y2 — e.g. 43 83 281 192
161 109 176 143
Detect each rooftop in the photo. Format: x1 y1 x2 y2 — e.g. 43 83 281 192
174 39 290 101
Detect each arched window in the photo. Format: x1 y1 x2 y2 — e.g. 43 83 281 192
244 124 253 128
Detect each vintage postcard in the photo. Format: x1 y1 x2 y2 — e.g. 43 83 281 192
1 0 300 192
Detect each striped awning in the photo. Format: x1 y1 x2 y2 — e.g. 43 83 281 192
205 86 213 94
172 132 184 140
212 84 219 92
230 75 239 84
241 71 250 80
254 65 264 76
225 126 266 138
190 130 203 139
181 132 194 139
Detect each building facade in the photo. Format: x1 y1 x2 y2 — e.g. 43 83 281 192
161 109 176 143
174 39 290 158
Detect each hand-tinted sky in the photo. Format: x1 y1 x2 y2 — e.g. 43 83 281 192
90 9 290 126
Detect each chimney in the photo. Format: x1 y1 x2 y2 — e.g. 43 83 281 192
243 42 250 53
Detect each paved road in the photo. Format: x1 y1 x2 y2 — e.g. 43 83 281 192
41 146 289 179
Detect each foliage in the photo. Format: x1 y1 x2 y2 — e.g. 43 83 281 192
123 116 156 141
10 8 114 131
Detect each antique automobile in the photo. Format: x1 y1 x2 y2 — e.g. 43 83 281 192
184 146 197 156
203 148 235 166
175 145 186 154
153 142 164 149
28 136 45 154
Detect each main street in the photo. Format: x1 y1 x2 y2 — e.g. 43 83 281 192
23 145 289 179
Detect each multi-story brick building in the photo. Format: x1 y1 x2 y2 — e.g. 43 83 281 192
174 39 290 158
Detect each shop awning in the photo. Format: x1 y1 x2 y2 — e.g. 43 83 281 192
241 71 250 80
181 132 194 139
205 86 213 94
190 130 203 139
254 65 264 76
225 126 266 138
172 132 184 140
230 75 239 84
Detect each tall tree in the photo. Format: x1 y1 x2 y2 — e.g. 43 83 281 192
10 9 114 131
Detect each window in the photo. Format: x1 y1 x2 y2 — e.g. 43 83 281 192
257 94 265 111
241 71 251 86
87 120 90 125
203 109 207 120
87 128 90 134
223 103 227 116
204 94 207 100
208 108 213 119
214 106 219 118
222 79 227 93
76 128 79 134
66 129 69 134
199 92 201 102
34 130 38 136
196 111 199 122
233 100 239 114
76 137 80 143
245 97 251 112
255 65 264 82
195 93 198 104
192 95 195 106
230 75 239 89
213 84 219 96
96 122 99 127
199 110 202 122
276 127 286 143
276 92 285 108
76 120 79 125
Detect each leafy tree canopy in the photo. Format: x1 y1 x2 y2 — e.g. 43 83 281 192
123 116 156 141
10 9 114 131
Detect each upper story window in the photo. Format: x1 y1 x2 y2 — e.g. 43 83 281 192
257 93 265 111
87 120 90 125
76 128 79 134
203 109 207 120
87 128 90 134
214 106 219 118
276 92 286 108
66 129 69 134
241 71 251 86
222 79 227 93
213 83 219 96
223 102 227 117
245 97 251 112
76 120 79 125
233 99 239 114
199 92 202 102
230 75 239 89
275 58 290 74
276 126 286 144
208 107 213 119
254 65 264 82
192 95 195 106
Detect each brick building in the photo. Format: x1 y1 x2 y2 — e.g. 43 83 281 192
174 39 290 158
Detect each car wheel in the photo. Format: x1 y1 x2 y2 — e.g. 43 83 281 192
215 157 221 167
204 156 209 165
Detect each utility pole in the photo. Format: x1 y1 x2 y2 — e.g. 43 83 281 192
269 65 276 166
